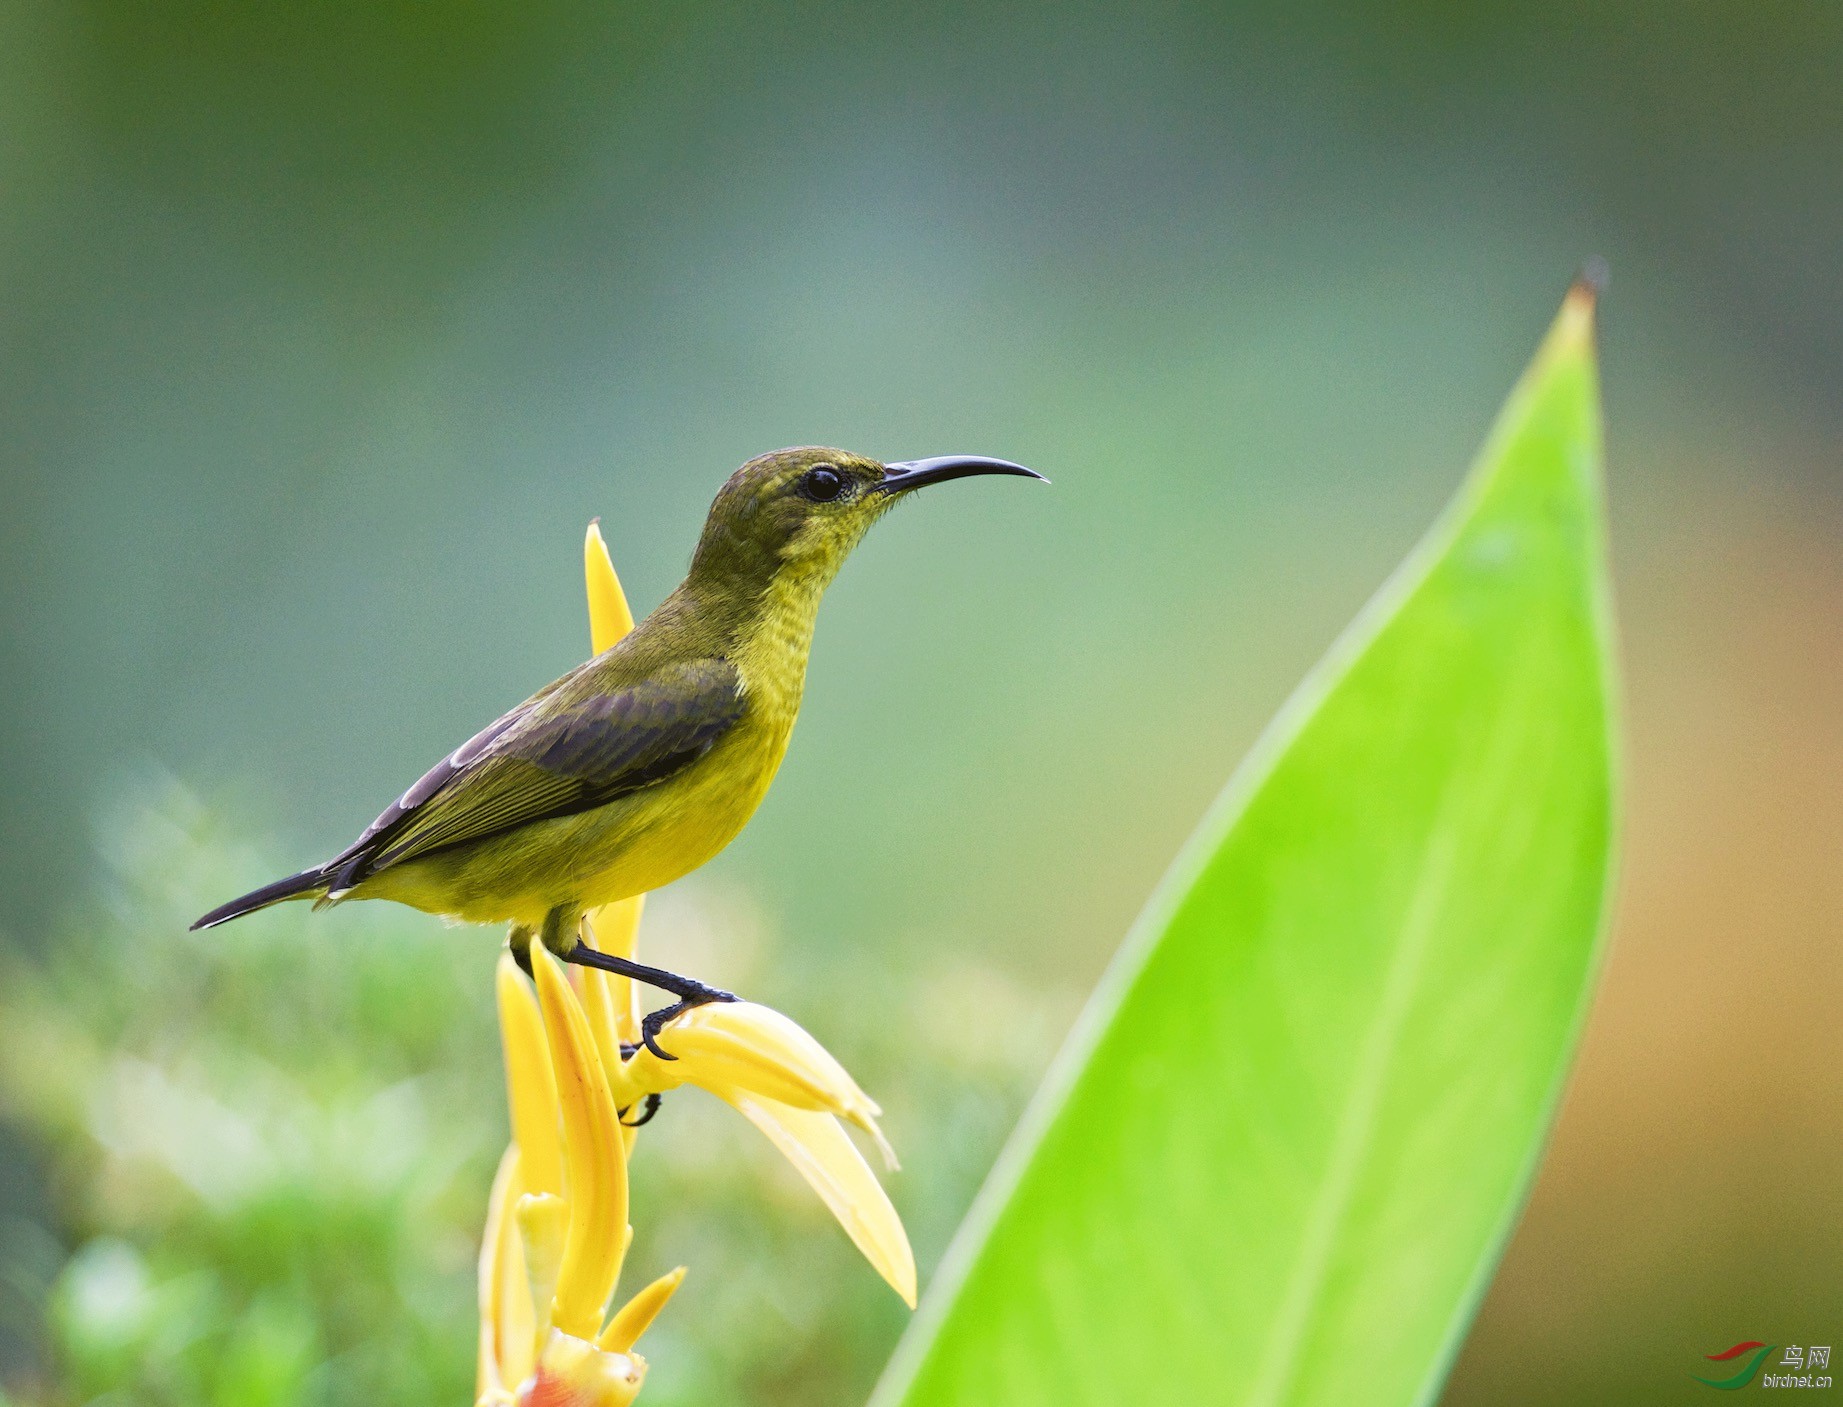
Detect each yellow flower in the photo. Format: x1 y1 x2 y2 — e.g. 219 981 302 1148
478 952 684 1406
474 521 915 1402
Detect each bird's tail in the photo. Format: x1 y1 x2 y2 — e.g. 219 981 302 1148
190 866 329 930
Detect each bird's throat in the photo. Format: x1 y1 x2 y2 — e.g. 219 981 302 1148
732 560 831 716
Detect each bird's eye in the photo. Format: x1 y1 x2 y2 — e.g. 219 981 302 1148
800 465 847 502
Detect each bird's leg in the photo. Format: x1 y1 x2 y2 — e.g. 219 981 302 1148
508 923 536 977
564 941 738 1060
543 905 736 1060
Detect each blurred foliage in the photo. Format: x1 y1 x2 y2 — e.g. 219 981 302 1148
0 784 494 1404
0 779 1073 1405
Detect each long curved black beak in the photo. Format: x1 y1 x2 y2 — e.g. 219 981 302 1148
875 455 1047 495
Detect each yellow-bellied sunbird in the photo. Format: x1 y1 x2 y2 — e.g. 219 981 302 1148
194 447 1044 1052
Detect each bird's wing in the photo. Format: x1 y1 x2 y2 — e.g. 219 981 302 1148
325 656 744 891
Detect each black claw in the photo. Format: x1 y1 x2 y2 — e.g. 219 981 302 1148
640 1003 685 1060
638 985 738 1061
619 1093 662 1128
641 1013 675 1060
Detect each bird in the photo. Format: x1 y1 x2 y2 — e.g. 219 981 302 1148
193 447 1045 1054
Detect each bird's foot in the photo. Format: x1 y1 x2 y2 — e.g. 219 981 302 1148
639 981 737 1061
618 1093 662 1128
561 939 737 1060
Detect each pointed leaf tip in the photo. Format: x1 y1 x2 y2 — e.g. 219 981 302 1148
1530 268 1603 386
1573 255 1609 300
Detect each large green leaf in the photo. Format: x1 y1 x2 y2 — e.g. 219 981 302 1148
874 284 1615 1407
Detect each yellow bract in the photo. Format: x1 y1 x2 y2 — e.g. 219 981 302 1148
723 1091 916 1307
474 522 915 1403
532 952 629 1339
598 1267 686 1355
496 963 564 1199
622 1000 897 1167
583 522 635 654
477 954 683 1405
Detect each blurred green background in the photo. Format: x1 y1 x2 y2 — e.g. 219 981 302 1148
1 3 1837 1404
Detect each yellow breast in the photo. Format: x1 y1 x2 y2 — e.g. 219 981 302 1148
573 704 795 904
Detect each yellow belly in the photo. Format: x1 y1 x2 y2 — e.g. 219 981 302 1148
359 707 794 929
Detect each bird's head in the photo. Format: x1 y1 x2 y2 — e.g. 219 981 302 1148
687 446 1044 596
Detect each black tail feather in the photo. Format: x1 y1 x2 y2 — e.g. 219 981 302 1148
191 866 328 930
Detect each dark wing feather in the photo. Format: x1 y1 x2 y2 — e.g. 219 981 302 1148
327 657 743 891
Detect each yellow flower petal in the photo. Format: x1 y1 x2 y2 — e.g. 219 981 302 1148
635 1001 893 1164
479 1142 516 1329
584 522 635 655
478 1144 522 1403
521 1328 647 1407
489 1149 539 1392
497 957 564 1200
597 1266 686 1355
575 966 627 1105
532 950 630 1339
516 1192 568 1341
722 1090 916 1307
